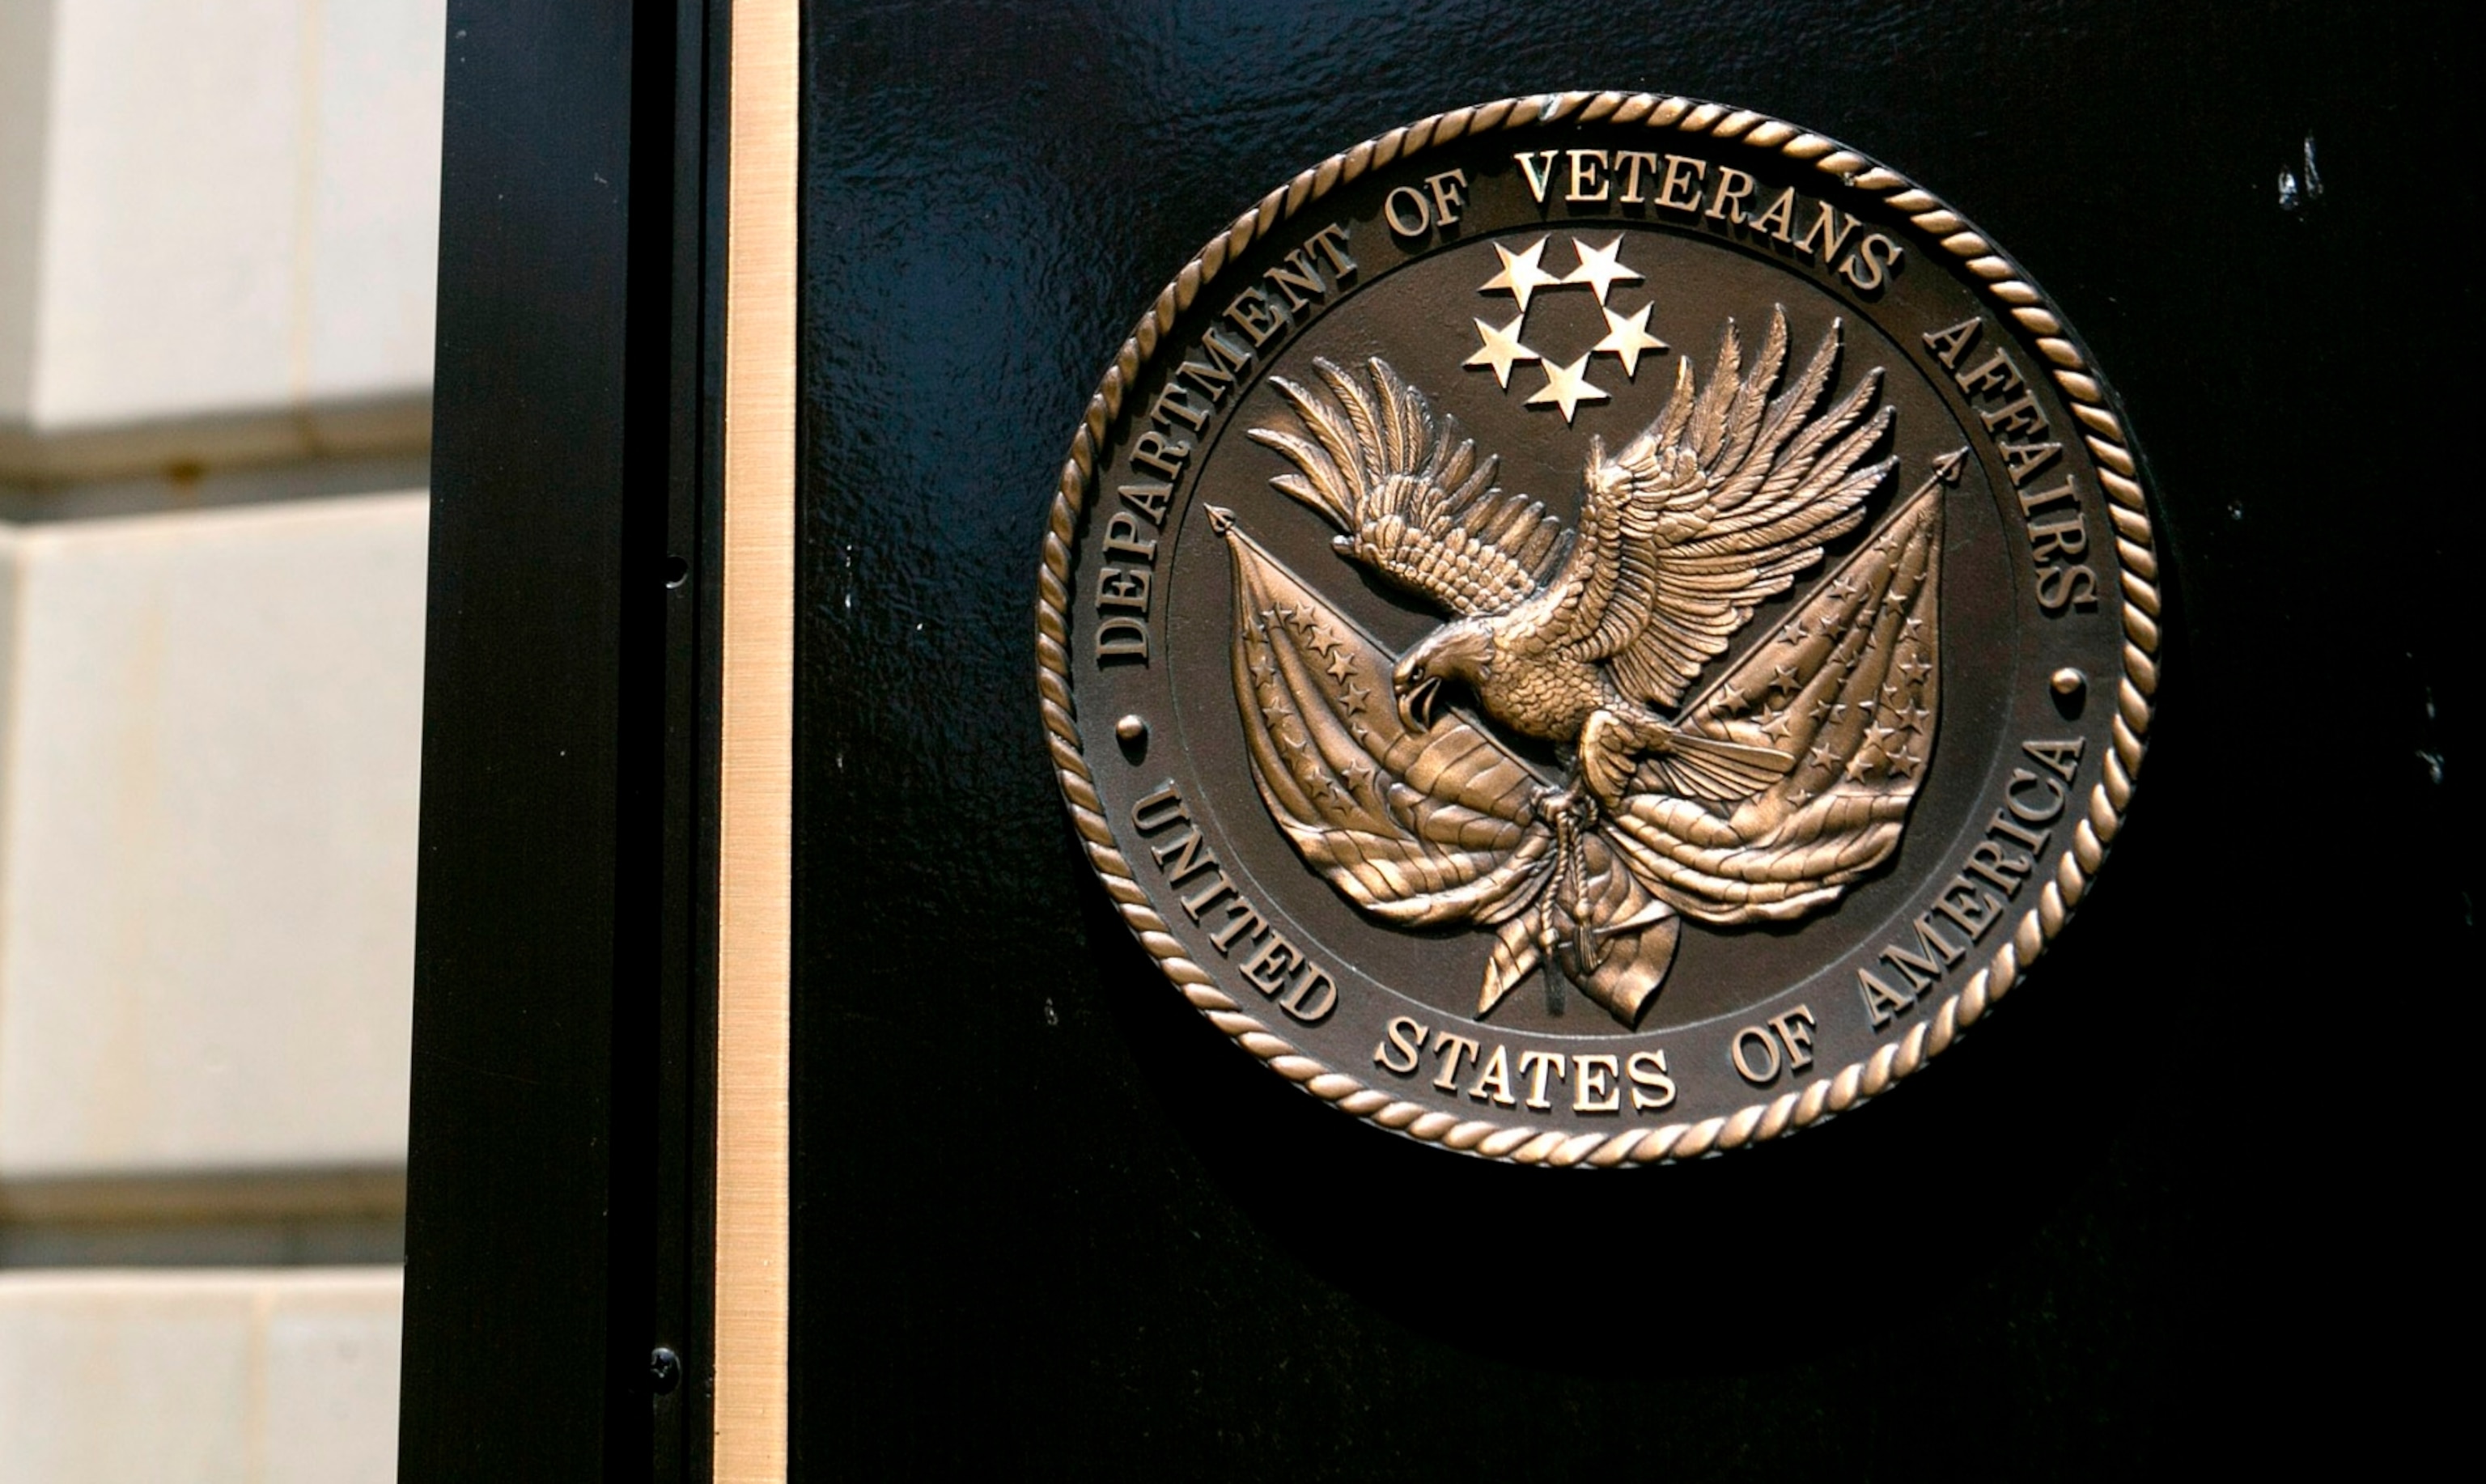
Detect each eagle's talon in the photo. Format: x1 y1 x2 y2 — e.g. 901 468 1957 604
1531 785 1597 832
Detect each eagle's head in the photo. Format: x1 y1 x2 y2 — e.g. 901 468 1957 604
1394 619 1492 731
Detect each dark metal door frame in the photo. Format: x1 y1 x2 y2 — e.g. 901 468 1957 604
399 2 737 1478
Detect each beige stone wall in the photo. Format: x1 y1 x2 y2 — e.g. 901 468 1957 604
0 0 440 480
0 1269 402 1482
0 497 426 1184
0 0 441 1475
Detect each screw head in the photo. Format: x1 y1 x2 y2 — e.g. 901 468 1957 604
650 1346 682 1396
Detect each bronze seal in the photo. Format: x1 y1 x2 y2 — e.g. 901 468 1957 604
1037 93 2160 1165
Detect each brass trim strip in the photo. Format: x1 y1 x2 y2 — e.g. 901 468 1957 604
715 0 796 1476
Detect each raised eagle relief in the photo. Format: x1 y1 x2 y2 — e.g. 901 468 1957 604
1218 310 1951 1026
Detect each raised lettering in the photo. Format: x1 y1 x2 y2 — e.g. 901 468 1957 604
1239 932 1303 994
1204 899 1266 953
1859 966 1915 1028
1131 430 1189 480
1839 232 1903 290
1103 510 1156 562
1627 1050 1677 1110
1177 872 1235 922
1118 481 1171 524
1262 247 1329 314
1746 186 1798 241
1979 393 2048 440
1574 1054 1622 1113
1222 288 1284 347
1175 327 1253 396
2001 439 2062 484
1095 617 1148 664
1147 826 1216 888
2005 766 2068 823
1793 202 1861 264
1518 1050 1567 1110
2017 476 2078 518
1131 782 1185 833
1964 838 2035 896
1987 805 2051 852
1148 380 1211 431
1657 155 1709 211
1955 349 2025 400
1880 914 1966 992
1566 149 1610 202
1923 316 1982 370
2028 511 2088 562
2022 738 2085 780
1932 876 2003 940
1768 1006 1818 1072
2036 564 2100 612
1469 1044 1517 1106
1373 1015 1430 1075
1279 967 1336 1024
1616 151 1661 203
1731 1025 1782 1085
1305 223 1357 278
1515 150 1559 205
1705 167 1755 221
1097 565 1150 613
1383 185 1431 238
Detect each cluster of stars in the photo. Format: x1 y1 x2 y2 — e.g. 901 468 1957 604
1463 235 1669 423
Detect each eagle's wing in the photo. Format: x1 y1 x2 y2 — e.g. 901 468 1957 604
1539 307 1896 709
1249 356 1568 618
1218 515 1554 930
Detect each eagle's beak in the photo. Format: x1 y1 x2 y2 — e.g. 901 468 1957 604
1396 674 1441 731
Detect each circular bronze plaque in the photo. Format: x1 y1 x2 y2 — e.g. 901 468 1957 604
1037 93 2160 1165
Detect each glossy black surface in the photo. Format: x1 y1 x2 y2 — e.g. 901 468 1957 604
791 2 2466 1474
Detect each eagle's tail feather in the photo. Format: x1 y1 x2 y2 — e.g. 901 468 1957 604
1583 706 1792 808
1636 731 1792 803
